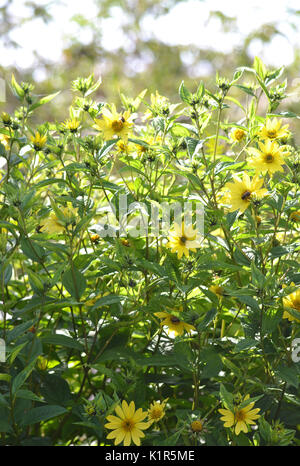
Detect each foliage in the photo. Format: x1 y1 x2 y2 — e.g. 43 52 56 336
0 58 300 446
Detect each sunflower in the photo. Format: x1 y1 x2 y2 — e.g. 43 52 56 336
248 140 288 175
166 222 202 259
93 104 133 141
224 173 267 213
230 128 246 143
148 399 168 423
104 400 151 446
30 131 47 151
64 118 80 133
283 284 300 322
219 395 260 435
41 204 78 234
259 118 289 141
155 308 195 336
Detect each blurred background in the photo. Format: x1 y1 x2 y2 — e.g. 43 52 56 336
1 0 300 120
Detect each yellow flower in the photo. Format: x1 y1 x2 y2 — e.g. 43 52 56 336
259 118 289 141
41 204 78 234
190 420 204 433
230 128 246 143
105 400 150 446
290 211 300 222
143 91 170 120
116 139 135 155
0 133 10 149
210 284 225 300
224 173 267 213
30 131 47 151
219 395 260 435
90 233 100 244
64 118 80 133
155 308 195 336
148 399 168 423
248 140 288 175
166 222 202 259
135 134 162 156
93 104 133 141
283 284 300 322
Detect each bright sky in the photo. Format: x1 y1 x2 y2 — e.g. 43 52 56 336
0 0 299 79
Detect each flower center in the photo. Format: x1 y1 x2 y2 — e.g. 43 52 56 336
191 420 203 432
241 190 251 201
111 118 125 132
151 407 163 419
122 419 134 432
170 316 181 324
180 236 187 245
265 153 274 163
292 299 300 310
235 409 246 422
267 130 276 138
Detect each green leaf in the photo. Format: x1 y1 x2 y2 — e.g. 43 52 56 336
20 237 46 262
197 307 218 331
62 265 86 299
220 384 234 411
201 348 223 378
21 405 67 426
179 81 192 104
11 74 25 99
275 365 299 388
234 338 258 352
29 91 60 111
253 56 267 81
12 359 37 396
16 389 44 402
251 262 266 287
41 334 84 351
97 139 116 161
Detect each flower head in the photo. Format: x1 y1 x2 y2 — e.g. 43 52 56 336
0 133 10 149
248 140 289 175
155 307 195 337
31 131 47 151
190 420 204 433
41 204 78 234
290 211 300 222
259 118 289 141
166 222 202 259
148 399 168 423
283 284 300 322
230 128 246 143
93 104 133 141
224 173 267 213
105 400 151 446
219 395 260 435
64 118 80 133
209 284 225 300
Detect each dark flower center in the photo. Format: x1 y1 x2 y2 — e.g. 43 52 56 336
241 190 251 201
112 119 125 132
170 316 181 324
180 236 187 245
265 154 274 163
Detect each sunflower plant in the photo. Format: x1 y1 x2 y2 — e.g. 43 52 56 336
0 59 299 446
